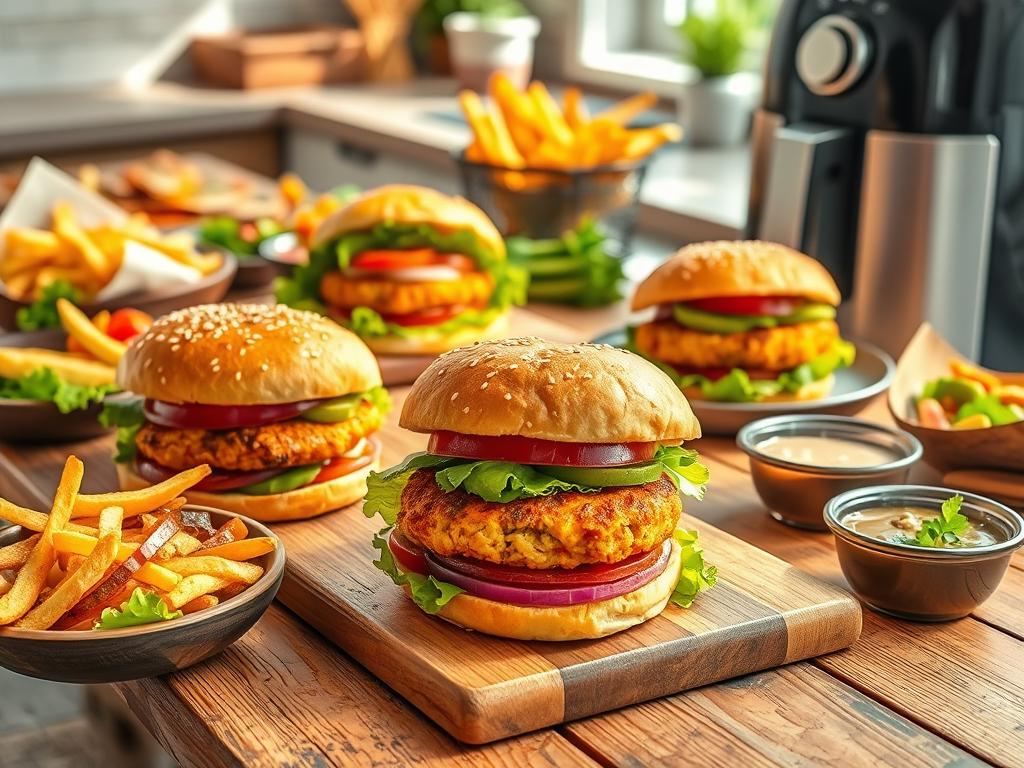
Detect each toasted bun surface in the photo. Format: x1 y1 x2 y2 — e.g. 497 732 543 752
362 312 509 357
401 337 700 442
311 184 505 260
632 241 842 310
427 540 682 641
117 303 382 405
682 373 836 403
117 460 376 522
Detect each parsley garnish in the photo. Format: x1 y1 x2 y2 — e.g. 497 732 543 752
913 494 971 547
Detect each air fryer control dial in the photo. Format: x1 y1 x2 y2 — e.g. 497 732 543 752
796 15 871 96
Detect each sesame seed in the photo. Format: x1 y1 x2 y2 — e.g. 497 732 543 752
235 372 242 381
261 363 269 372
171 344 180 352
469 359 479 367
437 369 446 376
503 393 512 400
564 372 574 380
509 364 518 370
462 406 470 414
547 376 555 385
451 392 459 401
212 365 220 373
583 372 593 379
486 371 496 379
526 420 533 428
480 382 488 390
160 376 167 384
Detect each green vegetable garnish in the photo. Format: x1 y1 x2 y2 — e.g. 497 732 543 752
301 385 392 423
672 302 836 334
100 397 146 462
0 367 117 414
912 494 971 548
955 394 1022 427
94 587 182 630
236 463 323 495
670 529 718 608
15 280 80 331
199 216 287 257
369 527 464 614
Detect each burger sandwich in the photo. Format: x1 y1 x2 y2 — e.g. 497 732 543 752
630 240 854 402
364 337 715 641
276 184 526 356
104 303 388 521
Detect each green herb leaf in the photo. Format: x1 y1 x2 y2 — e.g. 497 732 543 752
670 529 717 608
0 367 117 414
15 280 80 331
94 587 182 630
914 494 971 548
370 527 463 614
99 397 146 462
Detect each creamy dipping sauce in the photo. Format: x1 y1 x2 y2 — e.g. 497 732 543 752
755 435 898 469
845 506 1002 547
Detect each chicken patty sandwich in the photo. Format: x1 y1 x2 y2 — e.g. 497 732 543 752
630 240 854 402
364 337 715 641
276 184 526 355
105 303 388 521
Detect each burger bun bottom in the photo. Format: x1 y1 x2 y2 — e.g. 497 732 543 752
411 540 683 641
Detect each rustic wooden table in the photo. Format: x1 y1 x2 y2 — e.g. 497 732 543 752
1 298 1021 768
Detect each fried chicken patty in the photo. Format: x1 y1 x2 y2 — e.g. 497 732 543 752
397 470 681 569
320 270 494 314
634 319 839 372
136 402 383 472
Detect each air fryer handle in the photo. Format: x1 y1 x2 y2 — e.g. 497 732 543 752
756 122 858 296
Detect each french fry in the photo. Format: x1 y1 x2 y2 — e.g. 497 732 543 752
0 535 40 570
56 298 128 366
595 91 658 125
0 576 12 598
621 124 683 160
16 506 123 629
0 456 82 625
52 202 113 283
197 537 277 561
527 82 575 147
563 86 589 130
0 499 97 537
154 531 203 560
72 465 212 519
162 556 264 585
45 562 64 589
216 582 247 601
488 103 525 169
164 574 234 610
458 90 501 165
52 530 181 592
0 348 116 387
181 594 218 614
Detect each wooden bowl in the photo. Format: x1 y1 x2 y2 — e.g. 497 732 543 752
888 323 1024 473
0 329 112 443
0 255 237 331
0 506 284 684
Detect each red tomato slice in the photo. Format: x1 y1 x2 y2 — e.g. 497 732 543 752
431 541 669 588
427 431 664 467
144 397 323 430
685 296 804 316
388 531 429 574
352 249 476 272
379 304 468 327
239 222 260 242
313 437 380 484
106 308 153 342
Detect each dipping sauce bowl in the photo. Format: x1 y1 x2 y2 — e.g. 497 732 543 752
737 415 923 530
825 486 1024 621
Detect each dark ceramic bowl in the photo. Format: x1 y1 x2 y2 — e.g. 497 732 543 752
0 329 113 443
0 506 284 683
825 485 1024 621
257 231 308 271
737 415 922 531
0 255 237 331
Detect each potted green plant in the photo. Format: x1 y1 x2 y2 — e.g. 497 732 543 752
677 0 770 146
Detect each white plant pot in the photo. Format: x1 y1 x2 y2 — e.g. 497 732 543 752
678 72 761 147
443 12 541 92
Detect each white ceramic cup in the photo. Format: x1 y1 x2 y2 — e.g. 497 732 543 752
443 12 541 92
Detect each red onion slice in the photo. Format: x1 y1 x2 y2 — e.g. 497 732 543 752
134 457 285 492
424 541 673 607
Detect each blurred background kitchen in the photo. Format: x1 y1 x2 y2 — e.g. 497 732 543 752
2 0 1021 764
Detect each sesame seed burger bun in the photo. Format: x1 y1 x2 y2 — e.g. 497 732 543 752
424 540 683 641
632 241 842 311
360 312 509 357
116 458 378 522
401 337 701 443
117 304 382 405
310 184 506 260
680 373 836 403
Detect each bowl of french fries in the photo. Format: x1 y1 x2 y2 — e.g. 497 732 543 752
0 458 284 684
0 200 235 331
889 324 1024 473
455 75 680 245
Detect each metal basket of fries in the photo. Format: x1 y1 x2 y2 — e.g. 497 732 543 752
455 153 649 253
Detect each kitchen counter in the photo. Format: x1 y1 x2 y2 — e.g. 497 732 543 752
0 80 748 242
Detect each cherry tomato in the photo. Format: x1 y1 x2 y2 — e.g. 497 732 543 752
388 531 429 574
431 541 669 588
685 296 804 317
352 249 476 272
312 437 380 484
106 308 153 342
427 431 665 467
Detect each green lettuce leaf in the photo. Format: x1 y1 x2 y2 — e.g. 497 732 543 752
94 587 182 630
0 367 117 414
435 460 599 502
99 397 146 462
348 305 511 340
670 529 717 608
370 527 463 614
363 452 460 525
654 445 710 501
15 280 81 331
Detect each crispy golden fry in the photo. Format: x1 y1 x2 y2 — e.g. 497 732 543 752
0 348 116 387
0 271 36 301
72 465 212 519
0 499 96 537
16 506 122 630
45 562 64 589
51 530 181 592
198 537 277 561
180 594 218 614
164 574 234 610
78 163 101 192
57 298 128 366
0 456 82 625
621 124 683 160
528 82 574 148
562 87 589 130
0 576 12 598
52 201 113 283
154 531 203 561
459 90 501 165
0 535 40 570
595 91 658 125
162 556 264 585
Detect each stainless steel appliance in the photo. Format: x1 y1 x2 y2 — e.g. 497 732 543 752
747 0 1024 368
